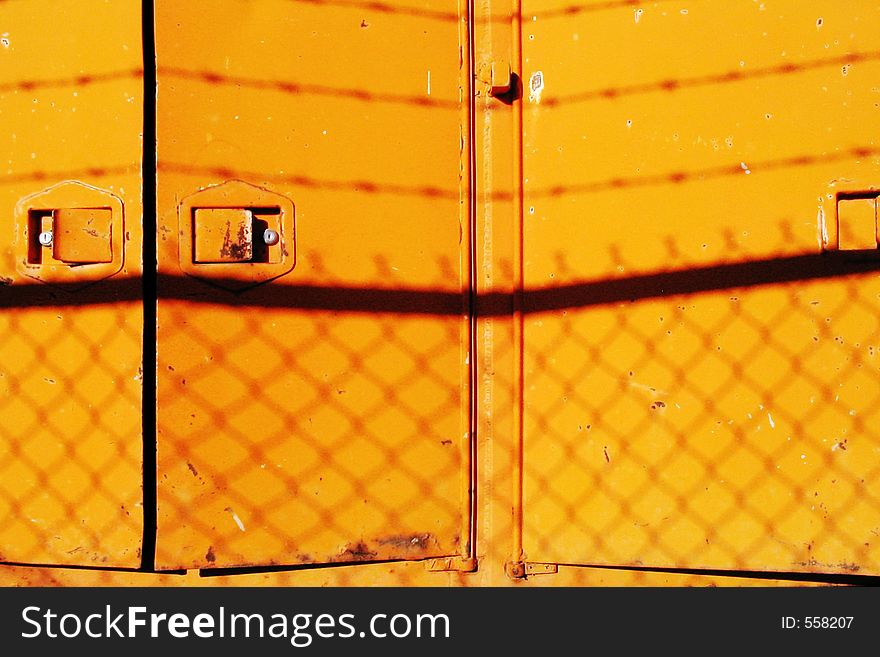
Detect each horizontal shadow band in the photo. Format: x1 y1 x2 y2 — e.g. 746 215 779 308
0 251 878 313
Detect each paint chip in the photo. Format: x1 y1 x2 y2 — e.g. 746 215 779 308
225 507 246 532
529 70 544 103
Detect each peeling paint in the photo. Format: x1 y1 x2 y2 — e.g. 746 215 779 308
528 70 544 104
377 533 435 552
338 541 378 561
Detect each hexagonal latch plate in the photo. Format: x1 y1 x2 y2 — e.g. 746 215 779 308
15 181 125 289
178 180 295 291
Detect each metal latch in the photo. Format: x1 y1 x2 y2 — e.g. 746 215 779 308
193 207 284 264
179 180 295 291
15 181 125 287
35 208 113 264
836 193 878 251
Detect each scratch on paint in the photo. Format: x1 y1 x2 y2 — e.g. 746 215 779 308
817 206 829 249
225 506 246 532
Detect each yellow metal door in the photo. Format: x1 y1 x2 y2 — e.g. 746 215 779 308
154 1 473 570
520 1 880 574
0 1 144 567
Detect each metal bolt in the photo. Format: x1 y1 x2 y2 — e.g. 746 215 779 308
38 231 53 247
263 228 280 246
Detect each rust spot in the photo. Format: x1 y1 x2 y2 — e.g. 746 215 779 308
360 19 369 27
205 546 216 563
650 400 666 410
219 220 251 260
186 462 199 477
441 439 453 446
377 533 436 554
338 541 378 561
796 559 860 573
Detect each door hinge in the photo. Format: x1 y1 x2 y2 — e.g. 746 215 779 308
525 562 558 576
426 556 478 573
506 561 559 579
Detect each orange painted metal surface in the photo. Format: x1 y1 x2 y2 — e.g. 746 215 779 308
520 0 880 575
0 0 144 567
154 0 474 570
2 0 879 587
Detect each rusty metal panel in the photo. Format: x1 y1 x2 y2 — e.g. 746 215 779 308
520 1 880 574
0 1 144 567
155 1 473 570
192 209 254 264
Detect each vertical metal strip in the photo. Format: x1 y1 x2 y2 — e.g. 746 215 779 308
140 0 158 572
465 0 479 561
510 0 526 568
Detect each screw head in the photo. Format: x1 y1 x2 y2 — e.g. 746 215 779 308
38 231 53 247
263 228 280 246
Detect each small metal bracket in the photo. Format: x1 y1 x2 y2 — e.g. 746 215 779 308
477 59 512 98
525 562 559 576
506 561 558 579
426 556 478 573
